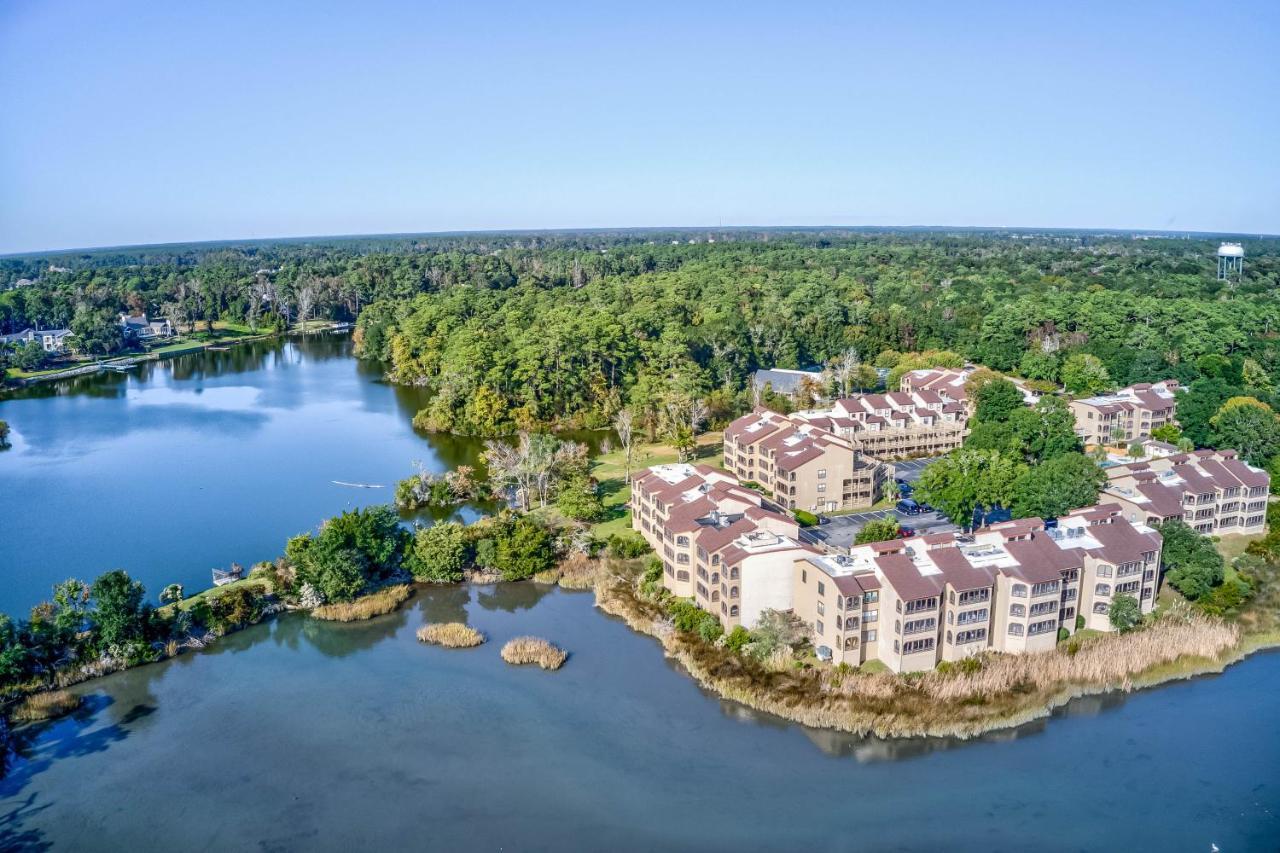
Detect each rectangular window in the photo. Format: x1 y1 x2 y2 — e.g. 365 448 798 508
902 638 935 654
863 609 878 623
862 629 877 642
815 620 824 636
817 469 827 479
816 601 825 616
817 582 825 596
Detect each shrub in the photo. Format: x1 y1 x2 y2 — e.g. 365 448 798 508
416 623 485 648
794 510 820 527
724 625 751 653
11 690 81 723
311 585 412 622
407 522 467 583
556 475 605 522
1108 595 1142 632
1057 627 1070 643
288 506 409 602
501 636 567 670
697 618 724 643
855 517 901 545
197 585 266 634
607 533 650 559
494 517 556 581
473 538 497 570
639 557 665 599
1160 521 1225 601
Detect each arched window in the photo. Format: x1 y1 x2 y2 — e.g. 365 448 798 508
730 586 739 599
729 605 739 617
1095 584 1111 597
729 567 739 579
676 570 689 581
836 615 842 630
1010 604 1025 617
946 631 953 645
676 536 689 547
1012 584 1028 598
711 591 719 603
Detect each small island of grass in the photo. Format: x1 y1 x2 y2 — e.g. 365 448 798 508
501 636 568 670
417 623 486 648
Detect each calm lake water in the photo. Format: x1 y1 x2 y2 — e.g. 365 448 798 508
0 336 616 615
1 585 1277 851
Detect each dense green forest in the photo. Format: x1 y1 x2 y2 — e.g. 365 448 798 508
4 229 1279 440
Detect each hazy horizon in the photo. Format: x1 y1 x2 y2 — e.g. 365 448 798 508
3 0 1278 254
4 221 1280 260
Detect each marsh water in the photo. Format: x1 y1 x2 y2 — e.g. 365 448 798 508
2 336 1279 851
1 585 1278 851
0 335 610 616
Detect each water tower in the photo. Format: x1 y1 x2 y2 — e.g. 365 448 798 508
1217 242 1244 281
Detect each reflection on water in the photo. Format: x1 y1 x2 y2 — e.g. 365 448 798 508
0 586 1277 851
0 336 608 615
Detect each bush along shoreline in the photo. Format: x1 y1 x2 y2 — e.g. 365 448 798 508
0 503 581 736
585 521 1280 740
3 501 1278 748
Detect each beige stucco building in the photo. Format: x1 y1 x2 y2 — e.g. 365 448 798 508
630 463 812 628
791 505 1162 672
1101 449 1270 535
1070 380 1179 446
722 409 888 513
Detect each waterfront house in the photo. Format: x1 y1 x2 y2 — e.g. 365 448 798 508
119 313 174 341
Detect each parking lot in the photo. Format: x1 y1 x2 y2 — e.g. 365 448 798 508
799 506 957 552
890 457 935 483
796 455 954 552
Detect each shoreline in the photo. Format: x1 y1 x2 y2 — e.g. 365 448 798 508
588 564 1280 740
4 567 1277 745
0 326 341 390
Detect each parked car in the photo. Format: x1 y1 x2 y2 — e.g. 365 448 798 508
897 481 914 496
897 526 916 538
896 499 922 515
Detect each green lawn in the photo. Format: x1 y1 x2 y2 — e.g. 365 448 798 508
161 575 272 615
1215 532 1265 562
588 431 723 540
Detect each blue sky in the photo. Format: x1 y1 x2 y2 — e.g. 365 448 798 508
1 0 1277 253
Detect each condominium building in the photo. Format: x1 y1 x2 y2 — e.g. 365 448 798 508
791 505 1162 672
1070 380 1180 446
722 409 888 512
899 367 975 404
630 463 811 627
1102 449 1270 535
811 390 969 459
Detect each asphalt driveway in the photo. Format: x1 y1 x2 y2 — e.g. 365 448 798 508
799 506 957 552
